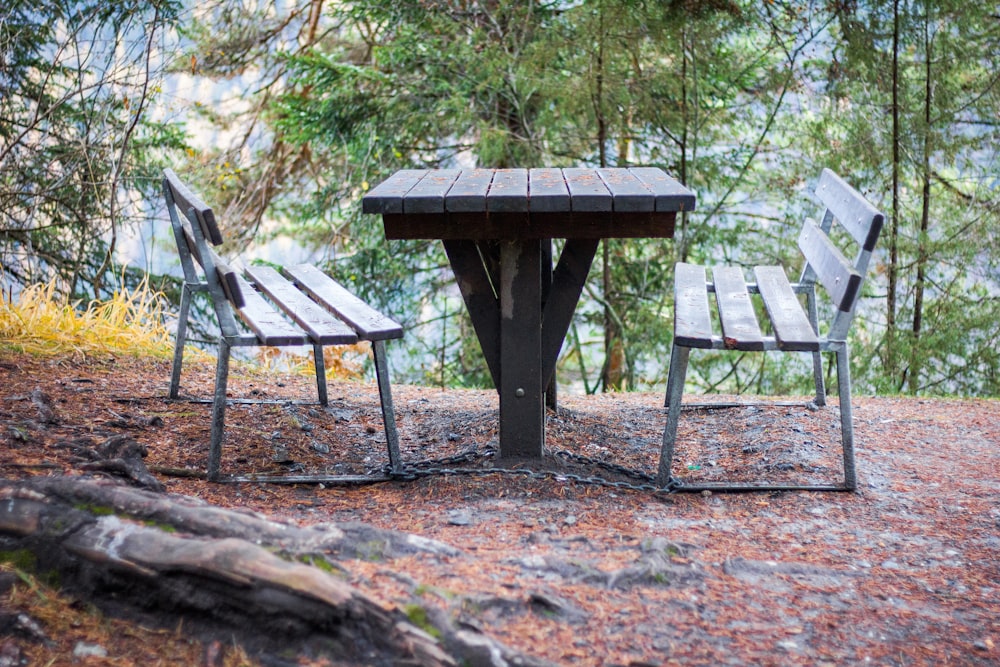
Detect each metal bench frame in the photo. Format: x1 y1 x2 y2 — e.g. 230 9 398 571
163 169 403 481
658 169 885 491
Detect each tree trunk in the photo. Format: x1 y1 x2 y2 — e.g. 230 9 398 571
887 0 902 390
908 7 934 395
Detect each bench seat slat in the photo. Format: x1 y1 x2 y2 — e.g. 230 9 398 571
230 273 309 346
245 266 358 345
282 264 403 341
673 263 714 349
754 266 820 351
713 266 764 351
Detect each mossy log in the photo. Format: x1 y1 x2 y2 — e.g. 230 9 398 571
0 476 547 667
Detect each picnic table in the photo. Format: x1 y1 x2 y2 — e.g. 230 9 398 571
362 167 696 459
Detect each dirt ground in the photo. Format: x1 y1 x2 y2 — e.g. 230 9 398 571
1 351 999 666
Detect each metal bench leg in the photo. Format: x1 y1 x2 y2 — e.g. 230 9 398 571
657 344 690 487
806 289 827 406
313 344 329 406
372 339 402 474
663 341 684 408
835 343 857 490
207 338 232 482
169 282 194 399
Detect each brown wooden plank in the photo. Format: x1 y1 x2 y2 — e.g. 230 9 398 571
672 263 714 349
446 169 494 213
487 169 529 213
629 167 697 213
712 266 764 351
499 240 544 457
402 169 460 214
798 218 863 312
528 168 570 213
244 265 358 345
540 238 600 388
753 265 820 351
443 240 500 388
381 210 676 240
596 168 655 212
360 169 426 215
163 169 223 245
231 273 309 346
815 169 884 251
209 251 246 309
281 264 403 341
563 168 613 212
177 216 204 271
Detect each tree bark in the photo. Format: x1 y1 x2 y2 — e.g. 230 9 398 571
0 476 550 667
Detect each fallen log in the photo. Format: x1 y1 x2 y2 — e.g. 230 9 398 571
0 476 549 667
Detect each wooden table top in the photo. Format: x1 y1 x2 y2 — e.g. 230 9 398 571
363 167 694 214
362 167 695 240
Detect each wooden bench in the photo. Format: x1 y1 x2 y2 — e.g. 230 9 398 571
162 168 403 481
658 169 885 491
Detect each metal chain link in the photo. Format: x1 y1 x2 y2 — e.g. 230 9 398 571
385 445 682 494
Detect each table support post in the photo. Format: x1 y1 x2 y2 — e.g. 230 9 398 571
499 240 544 458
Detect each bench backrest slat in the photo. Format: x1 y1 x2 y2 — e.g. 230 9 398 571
282 264 403 341
163 168 224 246
799 218 864 312
209 249 247 310
814 169 884 252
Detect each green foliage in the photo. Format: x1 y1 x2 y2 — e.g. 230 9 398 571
0 0 183 300
4 0 998 396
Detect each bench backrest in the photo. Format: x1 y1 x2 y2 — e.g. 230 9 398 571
799 169 885 341
163 169 247 334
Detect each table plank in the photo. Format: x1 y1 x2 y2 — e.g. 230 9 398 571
361 169 426 214
446 169 494 212
487 169 529 212
403 169 461 214
596 168 655 212
528 168 570 212
629 167 697 212
563 168 613 212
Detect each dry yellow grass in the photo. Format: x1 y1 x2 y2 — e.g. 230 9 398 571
0 277 173 359
0 274 366 381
